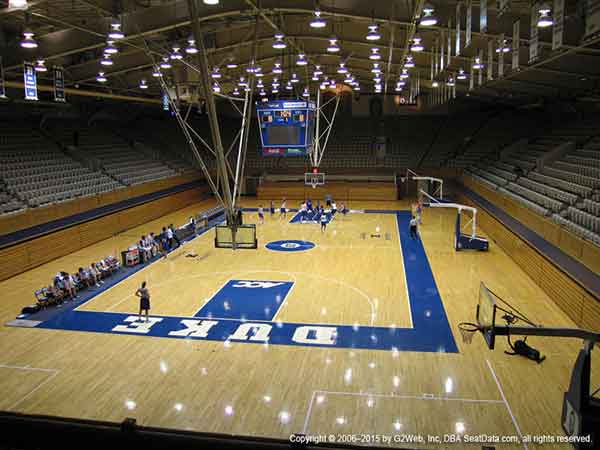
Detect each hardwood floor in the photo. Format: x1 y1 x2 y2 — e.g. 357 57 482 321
0 198 597 449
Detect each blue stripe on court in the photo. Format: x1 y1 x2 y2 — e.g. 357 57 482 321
194 280 293 321
396 211 457 351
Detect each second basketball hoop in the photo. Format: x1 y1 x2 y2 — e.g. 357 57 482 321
305 171 325 189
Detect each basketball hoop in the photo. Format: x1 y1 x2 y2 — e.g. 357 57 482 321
305 172 325 188
457 322 480 344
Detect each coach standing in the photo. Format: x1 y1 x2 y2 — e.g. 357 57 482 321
136 281 151 322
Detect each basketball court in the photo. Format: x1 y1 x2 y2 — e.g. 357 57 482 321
1 198 597 449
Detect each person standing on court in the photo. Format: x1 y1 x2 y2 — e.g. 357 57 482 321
416 201 423 225
409 216 419 240
258 205 264 224
270 200 275 216
280 198 287 219
320 211 328 233
136 281 151 322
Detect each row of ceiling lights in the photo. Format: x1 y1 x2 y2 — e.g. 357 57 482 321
14 0 555 95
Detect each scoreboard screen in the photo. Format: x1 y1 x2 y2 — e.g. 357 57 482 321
266 125 301 146
256 99 316 157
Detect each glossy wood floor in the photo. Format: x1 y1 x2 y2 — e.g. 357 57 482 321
0 198 598 449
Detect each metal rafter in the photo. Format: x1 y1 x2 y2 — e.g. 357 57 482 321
187 0 234 224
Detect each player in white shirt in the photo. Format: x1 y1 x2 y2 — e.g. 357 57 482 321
280 199 287 219
320 211 328 232
299 202 307 223
258 205 264 224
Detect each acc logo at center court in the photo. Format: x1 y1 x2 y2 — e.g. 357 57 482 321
265 240 315 252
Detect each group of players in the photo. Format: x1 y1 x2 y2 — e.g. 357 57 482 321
257 198 348 232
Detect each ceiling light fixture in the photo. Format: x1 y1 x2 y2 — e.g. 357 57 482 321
108 22 125 40
170 46 183 60
20 30 37 49
327 37 340 53
411 35 424 52
366 23 381 41
297 53 308 66
538 4 553 27
495 39 510 53
185 38 198 54
370 47 381 60
34 59 47 72
104 40 118 54
160 57 172 69
273 33 287 49
420 4 438 26
100 54 113 66
96 72 107 82
9 0 28 8
310 9 327 28
139 79 148 89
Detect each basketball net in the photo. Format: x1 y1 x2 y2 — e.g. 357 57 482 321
458 322 480 344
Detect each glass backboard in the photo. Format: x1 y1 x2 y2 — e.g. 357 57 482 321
304 172 325 188
477 282 497 349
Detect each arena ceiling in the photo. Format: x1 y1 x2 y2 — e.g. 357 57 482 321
1 0 600 107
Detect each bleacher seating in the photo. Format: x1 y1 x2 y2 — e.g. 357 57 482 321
505 181 563 213
0 185 26 214
0 121 204 216
468 119 600 247
0 123 123 208
72 129 179 185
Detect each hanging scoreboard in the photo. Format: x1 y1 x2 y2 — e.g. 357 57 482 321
256 99 316 156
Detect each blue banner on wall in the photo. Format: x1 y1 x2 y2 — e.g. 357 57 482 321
54 66 66 102
23 62 38 101
0 57 6 99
